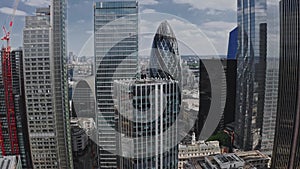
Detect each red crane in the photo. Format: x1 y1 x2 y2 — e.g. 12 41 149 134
0 0 20 155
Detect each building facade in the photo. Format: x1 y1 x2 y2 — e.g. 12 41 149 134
114 79 179 169
149 21 181 82
235 0 267 150
227 27 238 60
260 0 280 156
94 1 138 168
0 49 32 168
271 0 300 168
178 133 220 169
23 6 72 169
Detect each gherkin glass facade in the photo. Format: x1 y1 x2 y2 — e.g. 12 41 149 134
149 21 181 82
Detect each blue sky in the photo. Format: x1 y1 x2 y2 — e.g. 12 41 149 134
0 0 237 56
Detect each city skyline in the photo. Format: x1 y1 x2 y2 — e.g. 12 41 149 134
1 0 300 169
0 0 237 56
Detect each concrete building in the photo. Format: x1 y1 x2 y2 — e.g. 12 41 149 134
94 1 139 168
23 6 72 168
195 154 245 169
178 133 220 169
236 151 270 169
0 156 22 169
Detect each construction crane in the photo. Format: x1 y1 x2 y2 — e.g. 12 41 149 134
0 0 20 155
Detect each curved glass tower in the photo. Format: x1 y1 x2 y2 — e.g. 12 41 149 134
149 21 181 82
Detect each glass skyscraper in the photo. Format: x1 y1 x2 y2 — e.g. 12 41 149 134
227 27 238 60
235 0 267 151
149 21 181 82
272 0 300 168
94 1 138 168
261 0 280 156
114 79 179 169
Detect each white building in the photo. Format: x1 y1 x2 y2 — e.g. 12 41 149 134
0 156 22 169
178 133 221 169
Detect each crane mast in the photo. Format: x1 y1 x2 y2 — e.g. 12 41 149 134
0 0 20 155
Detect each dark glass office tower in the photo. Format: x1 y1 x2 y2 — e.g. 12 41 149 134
272 0 300 168
0 49 32 168
94 1 138 168
235 0 267 150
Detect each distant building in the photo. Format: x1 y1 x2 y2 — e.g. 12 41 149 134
272 0 300 168
149 21 181 82
192 154 245 169
114 78 179 169
70 118 97 169
0 156 22 169
178 133 220 169
236 150 270 169
227 27 238 60
182 150 270 169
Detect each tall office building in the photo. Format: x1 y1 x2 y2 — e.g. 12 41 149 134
235 0 267 150
114 78 179 169
149 21 181 82
94 1 138 168
272 0 300 168
0 49 32 168
23 6 72 169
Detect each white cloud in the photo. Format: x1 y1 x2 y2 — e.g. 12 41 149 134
77 19 85 24
141 9 156 13
200 21 236 54
21 0 50 7
139 0 159 5
173 0 236 11
85 30 93 34
0 7 28 16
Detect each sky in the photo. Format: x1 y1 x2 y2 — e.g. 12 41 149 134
0 0 237 56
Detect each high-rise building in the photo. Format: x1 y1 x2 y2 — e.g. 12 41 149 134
94 1 138 168
23 6 73 169
197 59 236 139
52 0 73 167
149 21 181 82
260 0 280 157
235 0 267 150
227 27 238 60
0 49 32 168
114 78 179 169
271 0 300 168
